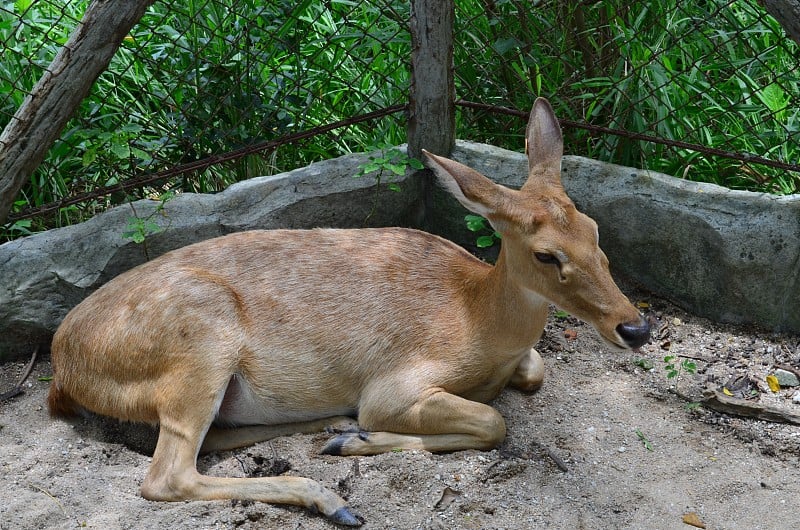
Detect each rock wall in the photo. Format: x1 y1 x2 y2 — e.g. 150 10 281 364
1 141 797 361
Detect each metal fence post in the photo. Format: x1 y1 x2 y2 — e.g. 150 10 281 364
407 0 455 159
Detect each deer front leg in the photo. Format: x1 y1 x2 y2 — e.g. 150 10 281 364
508 347 545 392
321 389 506 456
201 416 359 453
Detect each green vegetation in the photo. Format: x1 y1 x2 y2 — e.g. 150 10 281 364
1 0 410 236
454 0 799 193
663 354 697 380
1 0 797 240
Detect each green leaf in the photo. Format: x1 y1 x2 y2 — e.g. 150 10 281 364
476 235 496 248
465 214 487 232
634 357 654 370
109 142 130 160
553 309 570 319
635 429 653 451
408 158 425 170
386 163 406 175
387 183 401 192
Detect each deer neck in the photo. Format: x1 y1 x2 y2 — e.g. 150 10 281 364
470 246 549 355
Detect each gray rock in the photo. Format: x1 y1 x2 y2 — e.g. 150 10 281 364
774 369 800 387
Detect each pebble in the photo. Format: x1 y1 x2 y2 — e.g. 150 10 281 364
793 392 800 404
774 369 800 387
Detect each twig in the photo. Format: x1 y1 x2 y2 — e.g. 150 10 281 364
29 483 70 520
700 389 800 426
531 441 569 472
0 346 40 402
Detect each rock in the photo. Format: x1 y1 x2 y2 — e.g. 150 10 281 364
774 369 800 387
793 392 800 404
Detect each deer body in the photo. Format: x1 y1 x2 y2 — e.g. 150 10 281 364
48 99 649 526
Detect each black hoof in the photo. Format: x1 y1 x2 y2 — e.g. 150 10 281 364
329 506 364 526
320 431 369 456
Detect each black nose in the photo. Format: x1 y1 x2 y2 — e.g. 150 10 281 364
616 317 650 349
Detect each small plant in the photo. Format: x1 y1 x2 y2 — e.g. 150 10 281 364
633 357 655 371
465 214 501 248
663 355 697 380
122 191 175 259
635 429 653 451
354 143 424 192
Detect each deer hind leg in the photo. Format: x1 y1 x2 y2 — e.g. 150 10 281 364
141 377 362 526
321 389 506 456
508 347 545 392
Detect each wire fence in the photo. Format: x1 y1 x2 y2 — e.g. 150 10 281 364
1 0 798 238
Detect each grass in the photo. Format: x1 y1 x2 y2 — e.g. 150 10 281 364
1 0 798 240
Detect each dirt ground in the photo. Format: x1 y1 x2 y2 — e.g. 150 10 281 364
2 282 799 530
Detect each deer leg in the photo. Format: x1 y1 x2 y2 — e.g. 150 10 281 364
201 416 359 453
508 347 545 392
141 418 362 526
321 389 506 456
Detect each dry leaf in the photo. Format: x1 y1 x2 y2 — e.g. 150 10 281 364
636 301 650 309
722 387 733 396
766 374 781 393
433 486 461 511
564 329 578 341
682 511 706 529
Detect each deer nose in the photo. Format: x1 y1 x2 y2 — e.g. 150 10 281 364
616 317 650 349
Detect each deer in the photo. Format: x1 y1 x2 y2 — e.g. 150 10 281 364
48 98 650 526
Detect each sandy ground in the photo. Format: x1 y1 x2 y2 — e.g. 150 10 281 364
2 283 799 530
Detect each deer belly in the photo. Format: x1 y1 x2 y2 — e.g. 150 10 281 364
214 373 355 426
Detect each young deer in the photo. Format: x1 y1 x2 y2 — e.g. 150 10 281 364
48 98 649 526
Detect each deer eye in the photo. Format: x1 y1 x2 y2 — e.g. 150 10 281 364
534 252 560 266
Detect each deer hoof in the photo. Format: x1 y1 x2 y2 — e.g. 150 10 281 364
320 431 370 455
329 506 364 526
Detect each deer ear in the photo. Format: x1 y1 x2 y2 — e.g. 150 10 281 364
422 150 507 219
524 98 563 186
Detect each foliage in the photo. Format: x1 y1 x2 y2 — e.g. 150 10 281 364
1 0 410 236
464 214 501 248
354 144 424 193
663 355 697 380
1 0 798 240
454 0 799 194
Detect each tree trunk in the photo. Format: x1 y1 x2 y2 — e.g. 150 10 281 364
407 0 455 159
761 0 800 47
0 0 155 224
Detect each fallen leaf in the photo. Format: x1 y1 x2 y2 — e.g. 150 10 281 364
682 511 706 529
722 387 733 396
636 301 650 309
433 486 461 511
766 374 781 393
564 329 578 341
